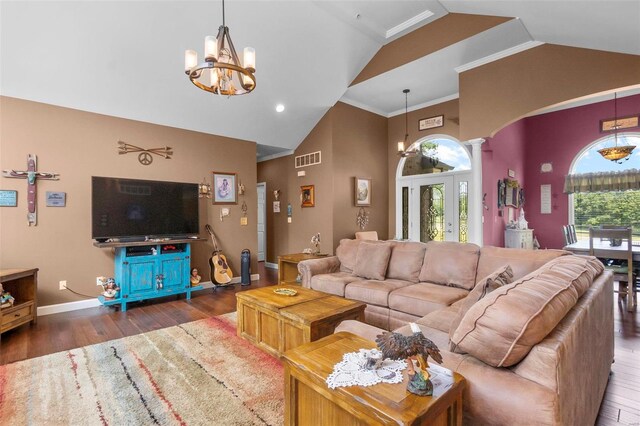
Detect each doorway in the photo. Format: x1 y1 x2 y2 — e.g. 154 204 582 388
257 182 266 261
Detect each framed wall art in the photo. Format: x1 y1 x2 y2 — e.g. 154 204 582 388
354 177 371 207
300 185 315 208
46 191 66 207
0 190 17 207
212 172 237 204
419 115 444 131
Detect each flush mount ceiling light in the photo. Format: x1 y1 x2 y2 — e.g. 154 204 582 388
276 104 285 113
184 0 255 96
598 93 635 164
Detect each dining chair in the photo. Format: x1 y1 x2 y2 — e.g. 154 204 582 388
589 227 635 311
355 231 379 241
568 225 577 243
562 225 571 246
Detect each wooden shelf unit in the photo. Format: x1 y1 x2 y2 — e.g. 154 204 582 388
1 268 38 334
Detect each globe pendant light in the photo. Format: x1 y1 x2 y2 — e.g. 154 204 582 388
184 0 256 96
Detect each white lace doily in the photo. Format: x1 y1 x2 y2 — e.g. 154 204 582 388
326 349 407 389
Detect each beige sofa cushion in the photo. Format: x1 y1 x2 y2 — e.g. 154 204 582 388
388 282 468 317
386 241 426 283
353 241 392 280
336 239 361 273
476 246 569 282
419 241 480 290
448 265 514 344
450 255 604 367
310 272 364 297
345 279 412 307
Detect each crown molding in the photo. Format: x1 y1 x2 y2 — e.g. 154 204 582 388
386 9 435 39
338 97 389 117
387 93 460 118
454 40 545 74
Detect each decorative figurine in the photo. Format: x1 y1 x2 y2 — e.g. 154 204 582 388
191 268 202 286
310 233 321 254
0 283 15 308
238 181 245 196
101 278 120 299
517 209 528 230
376 323 443 396
156 274 164 290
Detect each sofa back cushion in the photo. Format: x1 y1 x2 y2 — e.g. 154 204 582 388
449 255 604 367
476 246 569 283
353 241 392 280
386 241 427 283
448 265 514 344
419 241 480 290
336 239 361 272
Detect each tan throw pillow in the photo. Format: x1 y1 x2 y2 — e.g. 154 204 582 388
449 255 604 367
419 241 480 290
353 241 392 280
386 241 426 283
449 265 514 351
336 239 361 272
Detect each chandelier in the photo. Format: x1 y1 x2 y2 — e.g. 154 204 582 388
184 0 255 96
598 93 635 164
396 89 438 166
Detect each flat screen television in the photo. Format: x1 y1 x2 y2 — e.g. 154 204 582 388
92 176 199 241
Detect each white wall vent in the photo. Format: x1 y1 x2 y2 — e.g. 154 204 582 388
295 151 321 168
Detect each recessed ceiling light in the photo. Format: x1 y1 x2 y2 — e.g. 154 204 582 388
275 104 285 113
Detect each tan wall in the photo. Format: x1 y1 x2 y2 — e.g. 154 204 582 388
332 102 389 244
0 96 258 306
351 14 511 86
257 102 389 262
257 112 334 263
387 99 460 238
459 43 640 140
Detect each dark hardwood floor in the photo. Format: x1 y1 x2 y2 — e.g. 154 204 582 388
0 263 278 365
1 264 638 424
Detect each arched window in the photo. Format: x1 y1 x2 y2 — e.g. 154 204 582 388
570 133 640 239
401 137 471 176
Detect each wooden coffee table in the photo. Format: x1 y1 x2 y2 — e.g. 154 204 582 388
236 285 365 358
283 332 466 426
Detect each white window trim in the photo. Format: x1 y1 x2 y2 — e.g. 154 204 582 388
568 132 640 227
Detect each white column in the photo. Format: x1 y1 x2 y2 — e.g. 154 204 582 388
468 138 485 246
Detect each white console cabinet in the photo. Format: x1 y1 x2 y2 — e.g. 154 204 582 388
505 229 534 249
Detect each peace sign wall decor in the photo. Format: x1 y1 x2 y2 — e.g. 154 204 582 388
117 140 173 165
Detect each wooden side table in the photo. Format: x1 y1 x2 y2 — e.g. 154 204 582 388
1 268 38 334
278 253 328 285
283 332 465 426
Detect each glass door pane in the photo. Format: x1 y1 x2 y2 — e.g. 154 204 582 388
401 186 409 240
458 181 468 243
419 183 445 242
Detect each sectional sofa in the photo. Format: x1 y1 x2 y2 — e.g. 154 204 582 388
297 239 614 425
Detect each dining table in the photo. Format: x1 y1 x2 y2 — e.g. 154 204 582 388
563 239 640 262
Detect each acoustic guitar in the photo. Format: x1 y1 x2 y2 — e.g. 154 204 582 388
205 224 233 286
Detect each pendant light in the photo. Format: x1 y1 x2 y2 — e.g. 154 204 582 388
397 89 418 157
598 93 635 164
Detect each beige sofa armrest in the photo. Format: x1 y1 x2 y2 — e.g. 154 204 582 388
297 256 341 288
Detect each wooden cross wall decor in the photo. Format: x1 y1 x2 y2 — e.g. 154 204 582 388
117 140 173 165
2 154 60 226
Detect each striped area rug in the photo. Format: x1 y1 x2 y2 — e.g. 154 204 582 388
0 314 284 425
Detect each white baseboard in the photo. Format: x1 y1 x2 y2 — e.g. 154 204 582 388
36 274 261 316
264 262 278 269
37 298 101 317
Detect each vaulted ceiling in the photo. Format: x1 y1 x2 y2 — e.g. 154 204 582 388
2 1 639 158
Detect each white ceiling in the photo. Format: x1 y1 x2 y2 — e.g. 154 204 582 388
2 1 639 157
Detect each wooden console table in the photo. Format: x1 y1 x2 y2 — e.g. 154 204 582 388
278 253 328 285
1 268 38 334
283 332 465 426
236 285 365 358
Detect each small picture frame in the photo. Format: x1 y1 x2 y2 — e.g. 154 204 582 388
354 177 372 207
300 185 315 208
212 172 237 204
46 191 66 207
507 169 516 178
600 115 639 132
419 115 444 131
0 190 17 207
273 201 280 213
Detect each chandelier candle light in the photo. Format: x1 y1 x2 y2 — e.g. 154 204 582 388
184 0 256 96
598 93 635 164
397 89 419 157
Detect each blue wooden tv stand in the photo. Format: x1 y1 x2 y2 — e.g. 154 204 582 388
94 238 205 312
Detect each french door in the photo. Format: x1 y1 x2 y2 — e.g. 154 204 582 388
397 173 470 243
